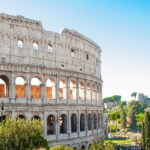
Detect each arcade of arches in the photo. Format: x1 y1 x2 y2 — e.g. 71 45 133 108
0 75 102 101
15 112 103 136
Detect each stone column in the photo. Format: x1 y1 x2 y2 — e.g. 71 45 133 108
92 111 94 135
76 78 79 104
67 77 70 103
43 112 47 136
96 83 98 105
55 74 59 103
11 73 15 100
26 76 31 100
84 79 86 104
77 110 80 137
41 82 45 103
68 110 71 139
85 110 88 136
90 81 92 105
56 110 59 140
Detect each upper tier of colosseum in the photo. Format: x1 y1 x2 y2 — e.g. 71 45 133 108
0 13 101 79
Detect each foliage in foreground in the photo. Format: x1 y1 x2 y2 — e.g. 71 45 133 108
88 141 116 150
50 145 74 150
0 118 48 150
142 111 150 150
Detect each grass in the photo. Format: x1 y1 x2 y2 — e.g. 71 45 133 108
105 138 135 146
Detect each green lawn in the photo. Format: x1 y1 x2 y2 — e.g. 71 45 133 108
105 138 134 146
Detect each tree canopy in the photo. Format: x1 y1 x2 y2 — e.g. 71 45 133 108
103 95 121 103
142 110 150 150
0 118 48 150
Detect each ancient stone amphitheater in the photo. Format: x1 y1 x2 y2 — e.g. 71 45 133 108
0 13 104 149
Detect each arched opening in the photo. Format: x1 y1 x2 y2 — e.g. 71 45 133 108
17 40 23 48
17 115 26 120
0 75 9 97
48 44 52 53
94 113 97 129
92 83 96 101
31 77 41 99
46 79 55 99
71 113 77 133
32 115 40 120
47 115 55 135
60 114 67 134
0 115 6 122
88 114 92 130
59 80 66 100
86 82 91 100
69 80 76 100
15 77 26 98
81 145 86 150
79 81 84 100
80 113 85 131
33 42 38 50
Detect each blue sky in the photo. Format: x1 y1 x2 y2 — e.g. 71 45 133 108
0 0 150 100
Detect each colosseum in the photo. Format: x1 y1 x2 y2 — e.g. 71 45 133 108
0 13 104 149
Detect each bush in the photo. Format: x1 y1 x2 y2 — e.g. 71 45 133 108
50 145 74 150
0 118 48 150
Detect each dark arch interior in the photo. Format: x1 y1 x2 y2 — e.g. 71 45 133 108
60 114 67 134
71 113 77 133
47 114 55 135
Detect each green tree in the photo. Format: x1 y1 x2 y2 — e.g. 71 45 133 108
128 106 137 129
103 95 121 104
142 111 150 150
120 109 127 129
131 92 137 100
0 118 48 150
50 145 74 150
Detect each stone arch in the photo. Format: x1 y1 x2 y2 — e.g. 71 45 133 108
81 145 86 150
69 79 76 100
32 115 40 120
88 113 92 130
15 76 26 98
47 114 56 135
60 114 67 134
17 39 23 48
31 77 41 99
86 82 91 100
79 81 84 100
17 115 26 119
46 78 55 99
80 113 85 131
88 144 92 149
0 75 9 97
59 79 67 100
71 113 77 133
94 113 97 129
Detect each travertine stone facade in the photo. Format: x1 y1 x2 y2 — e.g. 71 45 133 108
0 13 104 150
